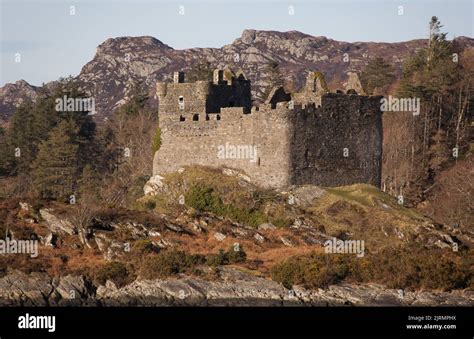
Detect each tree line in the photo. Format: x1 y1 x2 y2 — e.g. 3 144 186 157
0 77 159 208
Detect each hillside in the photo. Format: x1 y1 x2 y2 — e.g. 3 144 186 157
0 166 471 306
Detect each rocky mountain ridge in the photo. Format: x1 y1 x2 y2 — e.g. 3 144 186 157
2 30 473 120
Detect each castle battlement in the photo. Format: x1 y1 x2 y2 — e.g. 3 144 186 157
153 69 383 188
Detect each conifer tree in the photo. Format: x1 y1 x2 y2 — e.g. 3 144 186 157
32 120 79 200
117 81 149 118
393 16 468 202
0 126 15 176
359 57 395 95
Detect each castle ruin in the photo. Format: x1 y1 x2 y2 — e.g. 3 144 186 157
153 69 383 188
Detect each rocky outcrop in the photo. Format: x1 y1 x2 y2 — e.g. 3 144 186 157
0 80 38 120
39 209 77 235
143 175 166 196
0 268 472 307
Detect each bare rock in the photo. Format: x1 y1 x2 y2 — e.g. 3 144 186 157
39 209 77 235
241 29 257 45
0 270 53 306
44 233 57 247
254 233 265 243
287 185 326 207
143 175 166 195
19 202 32 212
214 232 226 242
0 269 473 306
280 236 295 247
258 223 276 231
52 275 93 306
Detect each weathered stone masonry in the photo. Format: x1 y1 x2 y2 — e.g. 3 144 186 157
153 69 383 188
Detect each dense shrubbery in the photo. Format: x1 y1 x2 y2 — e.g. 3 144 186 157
93 261 133 287
139 250 206 279
270 253 358 289
132 239 158 255
205 246 247 266
139 246 247 279
271 246 473 291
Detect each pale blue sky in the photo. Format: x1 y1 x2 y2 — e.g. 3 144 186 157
1 0 473 86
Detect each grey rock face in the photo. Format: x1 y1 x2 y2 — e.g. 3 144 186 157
241 29 257 45
39 209 77 235
0 271 54 306
0 268 472 306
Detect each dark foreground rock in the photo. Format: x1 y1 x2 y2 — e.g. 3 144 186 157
0 268 472 307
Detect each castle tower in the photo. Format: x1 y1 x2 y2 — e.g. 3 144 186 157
344 72 365 95
173 71 185 83
195 81 211 99
156 82 167 103
306 71 329 95
291 70 328 106
223 68 235 85
213 70 224 85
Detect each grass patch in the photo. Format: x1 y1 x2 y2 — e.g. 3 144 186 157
185 184 267 227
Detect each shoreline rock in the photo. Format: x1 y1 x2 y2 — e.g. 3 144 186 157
0 268 472 307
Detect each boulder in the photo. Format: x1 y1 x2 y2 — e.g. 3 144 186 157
143 175 166 195
39 209 77 235
214 232 226 242
258 223 276 231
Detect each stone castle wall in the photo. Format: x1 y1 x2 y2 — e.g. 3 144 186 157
288 93 382 187
154 95 382 188
157 73 251 122
153 70 383 189
154 104 293 188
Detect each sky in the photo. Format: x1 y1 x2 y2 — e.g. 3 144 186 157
0 0 473 86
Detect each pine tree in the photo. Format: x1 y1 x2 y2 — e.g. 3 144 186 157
8 102 37 174
117 81 149 118
32 120 79 200
0 126 15 176
393 17 468 203
359 57 395 95
77 164 100 203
